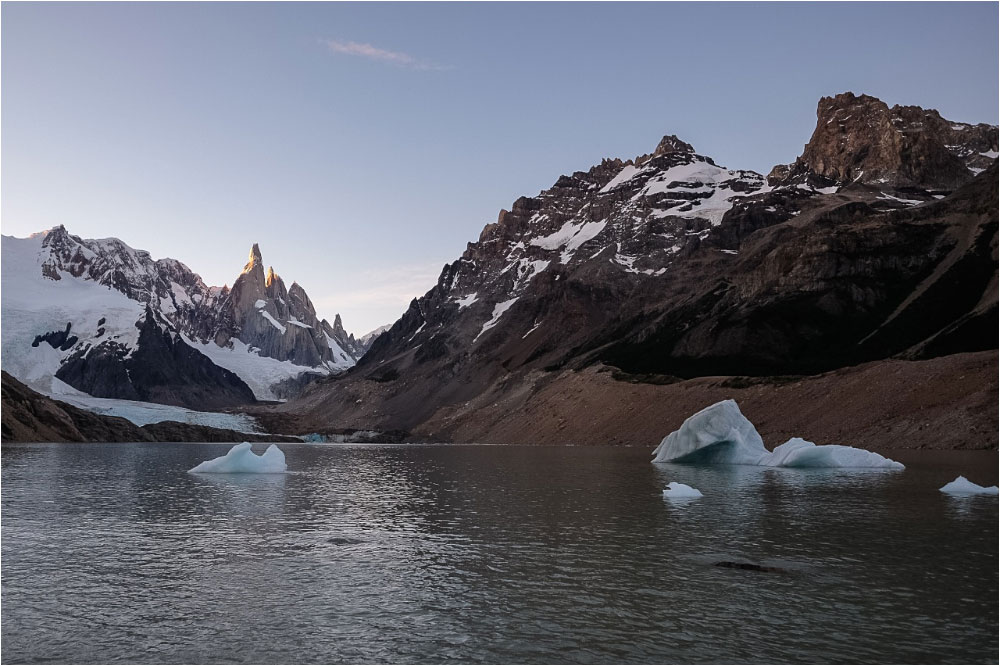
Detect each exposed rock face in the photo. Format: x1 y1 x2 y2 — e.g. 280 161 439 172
286 92 997 439
218 245 362 368
55 308 257 409
769 92 998 190
2 227 362 408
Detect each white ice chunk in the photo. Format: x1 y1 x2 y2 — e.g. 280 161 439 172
651 400 904 469
189 442 287 474
939 476 999 496
663 482 703 498
766 437 904 469
254 299 266 309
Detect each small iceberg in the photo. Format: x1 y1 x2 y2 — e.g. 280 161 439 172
189 442 287 474
939 476 999 496
663 482 703 499
652 400 903 469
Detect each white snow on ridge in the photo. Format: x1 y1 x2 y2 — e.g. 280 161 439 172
979 150 998 159
323 333 354 370
632 159 772 226
254 299 267 309
651 400 904 469
260 310 286 334
599 164 647 193
455 293 479 309
474 298 519 342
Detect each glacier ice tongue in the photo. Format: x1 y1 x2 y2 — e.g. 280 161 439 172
663 482 703 499
652 400 904 469
189 442 287 474
939 476 999 496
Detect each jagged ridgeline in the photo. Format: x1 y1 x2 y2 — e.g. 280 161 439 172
1 229 369 407
289 92 997 435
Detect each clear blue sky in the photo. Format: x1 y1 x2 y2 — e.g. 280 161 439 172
3 2 997 335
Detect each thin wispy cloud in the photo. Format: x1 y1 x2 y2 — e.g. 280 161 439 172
323 39 453 71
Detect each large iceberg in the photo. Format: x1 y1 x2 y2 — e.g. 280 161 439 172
189 442 287 474
652 400 904 469
939 476 999 495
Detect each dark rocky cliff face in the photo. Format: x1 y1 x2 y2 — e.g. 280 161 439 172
54 308 257 410
769 92 998 191
289 92 997 433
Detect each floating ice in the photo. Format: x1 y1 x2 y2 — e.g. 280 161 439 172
652 400 904 469
939 476 999 496
663 482 703 499
189 442 287 474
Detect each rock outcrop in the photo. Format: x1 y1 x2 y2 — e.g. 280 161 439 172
769 92 998 190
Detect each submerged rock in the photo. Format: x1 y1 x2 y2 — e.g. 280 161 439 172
715 561 786 574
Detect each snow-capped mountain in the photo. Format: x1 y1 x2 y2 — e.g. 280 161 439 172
1 227 362 407
289 92 997 436
359 324 392 350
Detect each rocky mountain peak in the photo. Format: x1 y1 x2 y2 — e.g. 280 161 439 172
265 266 279 287
243 243 264 274
651 134 696 158
770 91 998 190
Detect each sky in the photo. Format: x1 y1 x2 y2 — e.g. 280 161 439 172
3 2 997 336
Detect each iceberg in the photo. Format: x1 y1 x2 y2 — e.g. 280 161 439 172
939 476 999 496
189 442 287 474
652 400 904 469
663 482 703 498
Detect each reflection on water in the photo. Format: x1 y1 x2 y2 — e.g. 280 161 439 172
2 442 997 664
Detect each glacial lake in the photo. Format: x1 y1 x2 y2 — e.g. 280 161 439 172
2 442 997 664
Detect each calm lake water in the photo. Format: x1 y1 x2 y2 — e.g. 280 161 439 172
2 443 997 664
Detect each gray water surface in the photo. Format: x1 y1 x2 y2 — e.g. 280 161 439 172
2 443 997 664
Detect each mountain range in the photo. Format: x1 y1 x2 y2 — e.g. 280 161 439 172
3 92 997 448
1 230 367 408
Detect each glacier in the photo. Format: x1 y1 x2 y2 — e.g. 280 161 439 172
662 482 703 499
652 400 904 469
189 442 287 474
939 476 999 496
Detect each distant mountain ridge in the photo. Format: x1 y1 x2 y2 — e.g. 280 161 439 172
1 227 363 407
